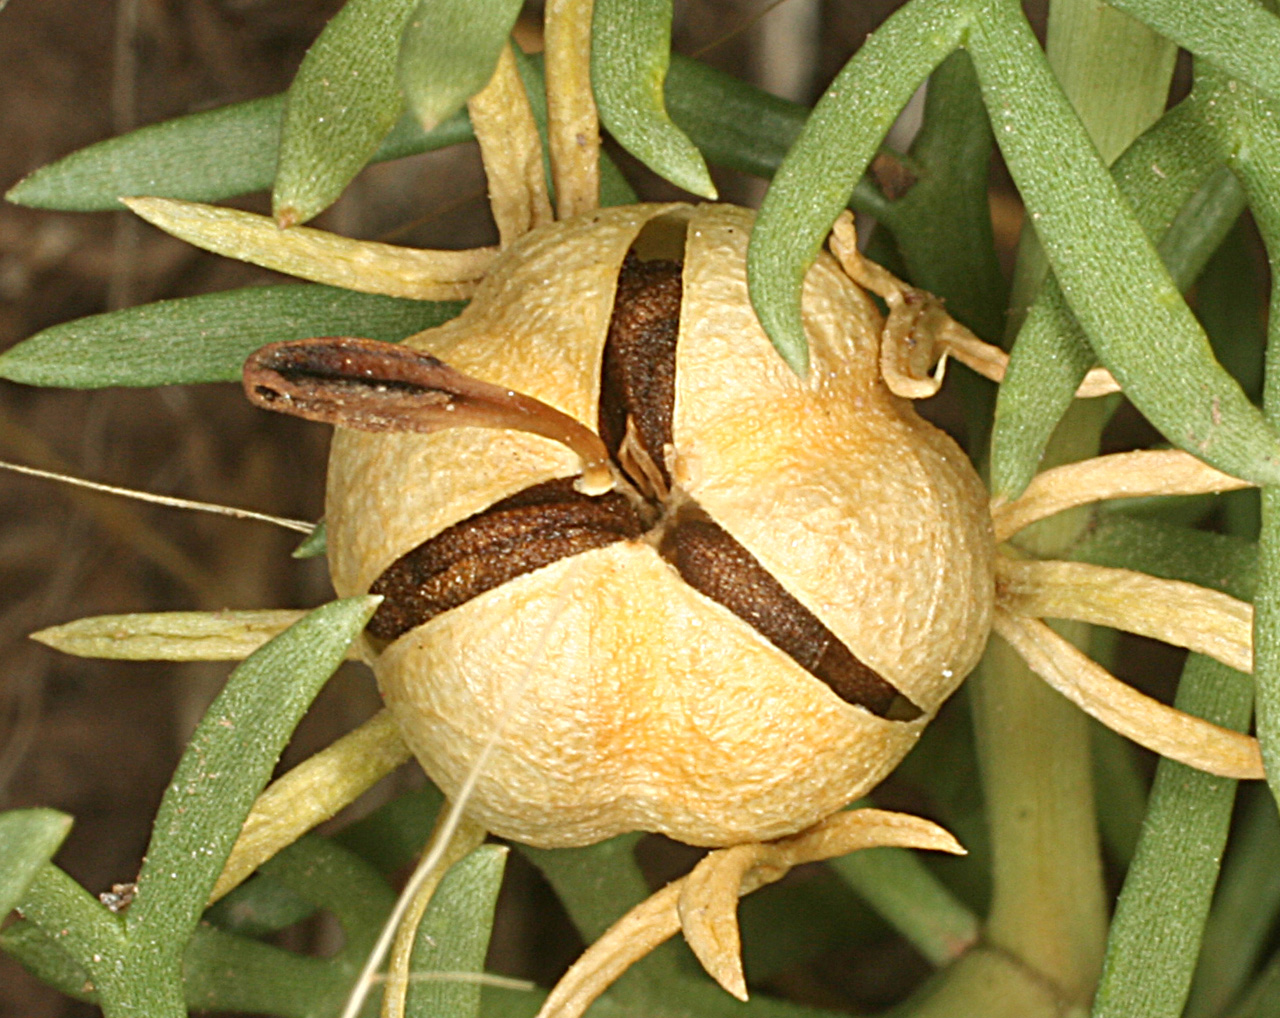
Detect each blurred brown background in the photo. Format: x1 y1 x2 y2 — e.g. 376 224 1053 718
0 1 988 1014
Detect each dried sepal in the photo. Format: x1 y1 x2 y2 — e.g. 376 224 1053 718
210 710 412 903
829 212 1121 400
244 337 617 495
545 0 600 218
998 558 1252 673
536 809 963 1018
992 608 1264 779
468 42 553 247
30 609 311 661
991 448 1253 543
122 196 496 300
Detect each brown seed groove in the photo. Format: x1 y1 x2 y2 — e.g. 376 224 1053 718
367 478 643 641
244 251 919 720
663 517 921 721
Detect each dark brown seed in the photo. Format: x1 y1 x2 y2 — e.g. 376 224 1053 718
367 478 643 640
663 517 921 721
598 254 683 491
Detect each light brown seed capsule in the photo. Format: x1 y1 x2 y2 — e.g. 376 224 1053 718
321 202 996 848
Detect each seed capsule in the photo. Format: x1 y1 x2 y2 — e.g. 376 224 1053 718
315 202 995 848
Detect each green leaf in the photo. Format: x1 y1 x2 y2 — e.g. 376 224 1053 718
397 0 524 133
291 519 329 559
1071 514 1257 601
1185 788 1280 1018
9 52 870 216
828 847 979 967
6 95 471 213
0 810 72 919
874 49 1007 453
0 921 97 1004
969 0 1280 488
0 283 462 389
119 596 380 1015
1107 0 1280 106
1214 73 1280 833
748 0 975 375
185 837 397 1018
11 865 127 1001
405 845 508 1018
591 0 715 198
202 874 317 939
334 785 444 876
1091 656 1253 1018
273 0 423 226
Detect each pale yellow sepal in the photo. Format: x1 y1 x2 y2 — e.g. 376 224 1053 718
992 608 1263 779
31 609 316 661
536 809 963 1018
469 43 554 248
122 196 497 300
998 558 1252 674
991 449 1252 543
828 211 1118 400
210 710 413 904
545 0 600 219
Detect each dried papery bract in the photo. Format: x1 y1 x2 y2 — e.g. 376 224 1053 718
535 808 965 1018
244 337 617 496
828 211 1120 399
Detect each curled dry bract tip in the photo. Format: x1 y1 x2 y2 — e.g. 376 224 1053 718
320 202 996 848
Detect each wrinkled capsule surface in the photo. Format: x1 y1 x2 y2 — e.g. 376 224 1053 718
326 203 996 848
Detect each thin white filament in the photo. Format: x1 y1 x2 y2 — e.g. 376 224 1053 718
370 971 536 991
339 556 586 1018
0 459 315 533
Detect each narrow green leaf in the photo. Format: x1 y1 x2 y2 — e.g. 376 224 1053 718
292 519 328 559
1226 73 1280 828
663 55 893 220
0 921 97 1004
748 0 975 375
185 836 396 1018
882 51 1006 342
406 846 508 1018
591 0 715 198
0 810 72 919
120 597 379 1014
519 835 649 945
9 52 872 216
13 865 126 996
828 847 979 967
334 785 444 877
0 283 463 389
397 0 524 133
202 874 316 939
1070 515 1257 601
993 149 1246 499
1226 949 1280 1018
6 96 470 213
260 835 397 985
970 0 1280 487
1107 0 1280 106
1186 788 1280 1018
1091 656 1253 1018
273 0 422 226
